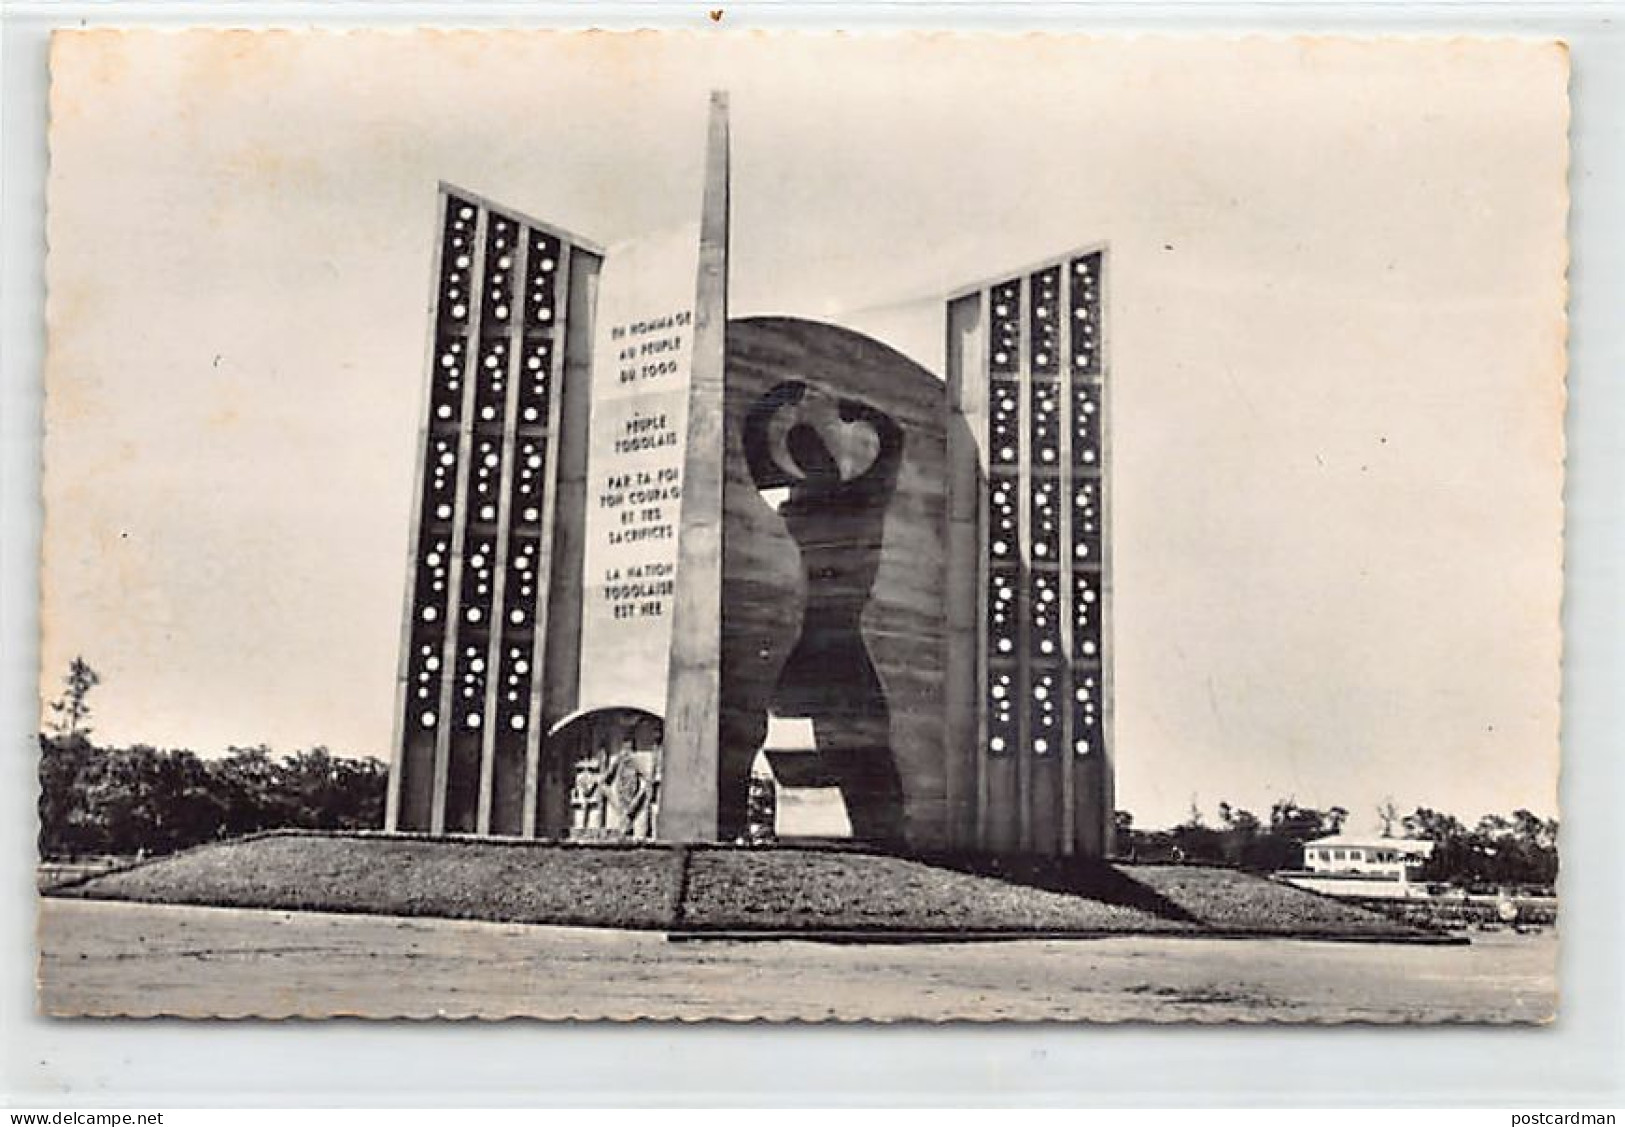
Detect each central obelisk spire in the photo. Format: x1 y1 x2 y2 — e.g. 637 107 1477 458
657 91 730 841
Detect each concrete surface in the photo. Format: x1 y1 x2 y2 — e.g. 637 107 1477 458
38 898 1556 1022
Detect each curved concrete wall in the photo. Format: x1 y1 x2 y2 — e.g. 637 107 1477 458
720 317 953 849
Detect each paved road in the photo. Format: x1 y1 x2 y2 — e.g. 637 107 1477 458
37 898 1556 1022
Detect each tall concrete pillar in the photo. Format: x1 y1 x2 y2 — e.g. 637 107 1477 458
657 92 731 841
386 183 601 837
943 247 1115 858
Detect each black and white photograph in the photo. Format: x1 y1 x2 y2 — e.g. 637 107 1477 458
34 30 1568 1022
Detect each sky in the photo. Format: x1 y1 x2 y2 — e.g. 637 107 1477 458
40 31 1568 831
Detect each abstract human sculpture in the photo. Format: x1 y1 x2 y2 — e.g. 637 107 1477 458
741 380 907 843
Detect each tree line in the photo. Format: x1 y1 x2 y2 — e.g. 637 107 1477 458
38 737 388 858
37 657 385 858
1116 798 1559 891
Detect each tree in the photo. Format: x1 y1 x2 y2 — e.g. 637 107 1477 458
37 734 97 855
45 656 101 742
1269 799 1335 843
1263 799 1350 870
1402 806 1465 843
1209 801 1267 867
1218 802 1261 835
1402 806 1489 885
1376 798 1401 838
1511 808 1557 851
276 746 387 830
1168 798 1227 863
1461 809 1559 888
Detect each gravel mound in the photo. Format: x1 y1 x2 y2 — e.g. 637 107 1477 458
52 832 1434 942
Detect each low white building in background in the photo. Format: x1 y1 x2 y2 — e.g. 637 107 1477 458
1303 835 1434 876
1279 834 1436 900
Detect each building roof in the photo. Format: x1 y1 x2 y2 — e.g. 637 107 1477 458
1306 834 1435 855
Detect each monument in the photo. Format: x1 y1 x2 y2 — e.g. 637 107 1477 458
385 92 1115 857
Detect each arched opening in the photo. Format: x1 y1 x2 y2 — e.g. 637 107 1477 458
544 708 663 841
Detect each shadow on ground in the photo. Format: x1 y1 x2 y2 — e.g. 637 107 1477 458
909 851 1203 924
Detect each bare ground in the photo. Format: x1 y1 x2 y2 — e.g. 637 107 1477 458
37 899 1556 1023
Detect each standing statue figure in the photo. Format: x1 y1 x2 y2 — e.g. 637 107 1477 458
741 380 906 845
603 746 656 839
